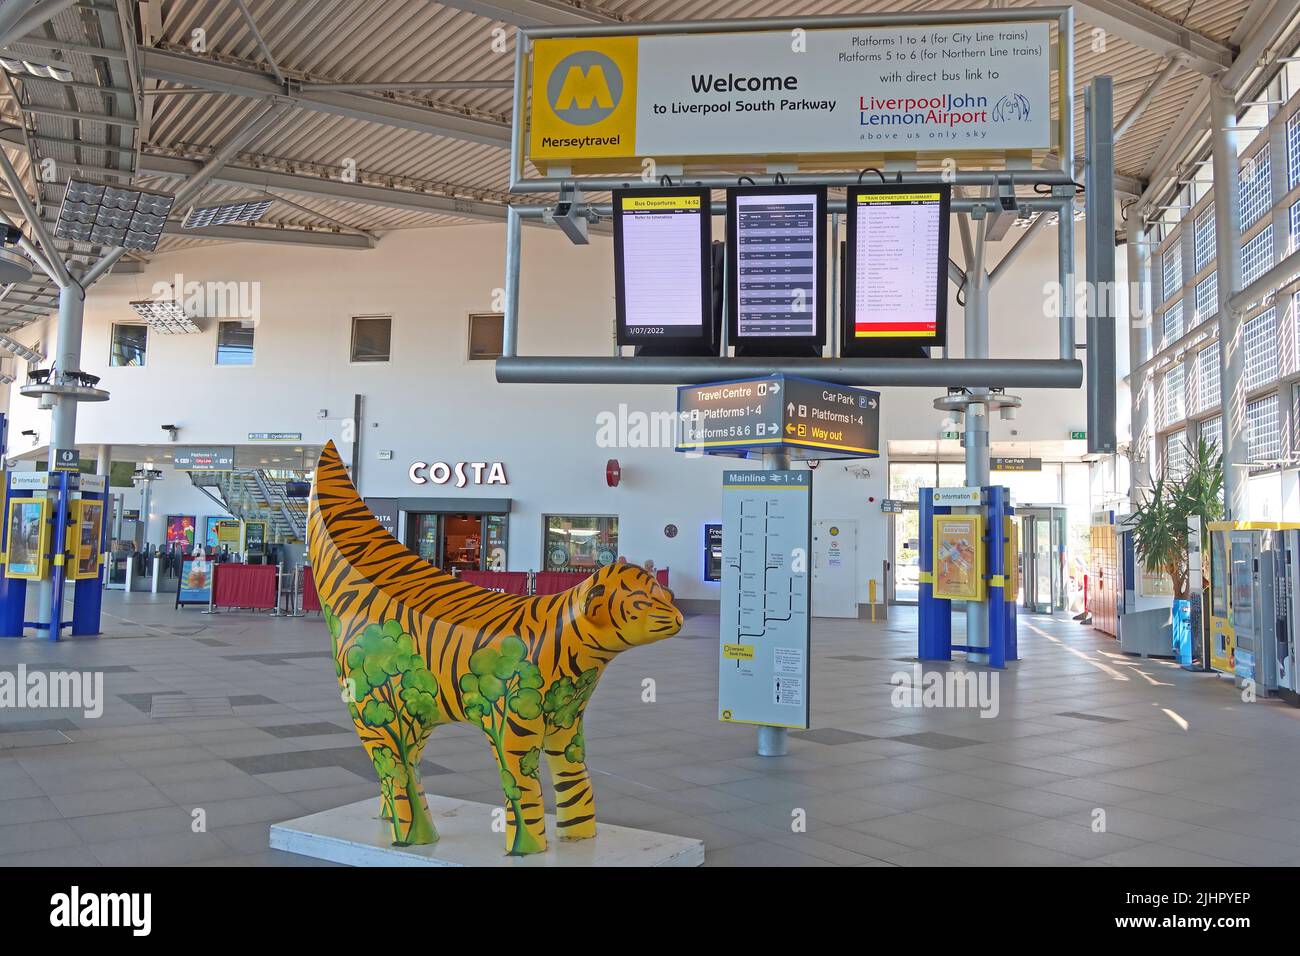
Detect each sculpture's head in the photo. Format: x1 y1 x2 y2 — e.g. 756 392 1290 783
576 560 683 648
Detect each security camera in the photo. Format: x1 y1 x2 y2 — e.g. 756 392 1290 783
20 429 35 437
1 224 21 246
161 424 178 441
550 200 590 245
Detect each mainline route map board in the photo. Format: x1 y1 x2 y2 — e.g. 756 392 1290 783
719 469 811 730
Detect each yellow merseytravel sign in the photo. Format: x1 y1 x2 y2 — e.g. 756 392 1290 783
529 35 638 161
525 22 1057 170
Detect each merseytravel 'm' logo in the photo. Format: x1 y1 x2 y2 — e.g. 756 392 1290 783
547 51 622 125
529 35 638 161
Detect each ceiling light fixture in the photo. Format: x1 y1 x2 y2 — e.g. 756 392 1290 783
54 178 176 252
128 299 200 334
183 198 274 229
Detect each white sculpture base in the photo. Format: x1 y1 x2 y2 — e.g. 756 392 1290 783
270 796 705 867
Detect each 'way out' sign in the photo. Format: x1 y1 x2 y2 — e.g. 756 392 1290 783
526 21 1055 170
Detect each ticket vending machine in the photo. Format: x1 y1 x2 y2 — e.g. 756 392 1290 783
1207 521 1300 699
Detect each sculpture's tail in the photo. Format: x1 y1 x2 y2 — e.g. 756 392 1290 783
307 442 521 642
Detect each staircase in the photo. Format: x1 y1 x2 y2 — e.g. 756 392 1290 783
189 468 309 544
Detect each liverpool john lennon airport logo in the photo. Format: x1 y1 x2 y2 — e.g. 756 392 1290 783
546 50 624 124
992 93 1031 122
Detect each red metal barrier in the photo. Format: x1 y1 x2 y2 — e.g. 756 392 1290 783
212 563 278 610
656 569 669 589
533 571 590 595
301 566 322 612
459 570 529 595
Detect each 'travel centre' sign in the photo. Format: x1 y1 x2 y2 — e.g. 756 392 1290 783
676 374 880 459
527 21 1055 170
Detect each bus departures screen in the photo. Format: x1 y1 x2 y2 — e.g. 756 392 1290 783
613 188 713 348
842 184 949 354
726 185 827 350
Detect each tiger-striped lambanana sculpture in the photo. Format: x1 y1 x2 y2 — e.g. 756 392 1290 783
307 442 683 855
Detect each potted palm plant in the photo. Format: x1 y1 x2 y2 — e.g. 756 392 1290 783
1129 438 1223 663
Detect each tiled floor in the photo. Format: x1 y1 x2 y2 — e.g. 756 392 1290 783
2 591 1300 866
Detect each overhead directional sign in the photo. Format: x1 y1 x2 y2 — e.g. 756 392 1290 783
676 374 879 459
173 446 236 471
991 456 1041 472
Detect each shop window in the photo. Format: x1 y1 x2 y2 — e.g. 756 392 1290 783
215 320 255 366
350 315 391 363
544 515 618 572
109 323 147 367
468 312 504 360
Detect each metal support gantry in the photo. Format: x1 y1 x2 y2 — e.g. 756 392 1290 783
496 6 1089 393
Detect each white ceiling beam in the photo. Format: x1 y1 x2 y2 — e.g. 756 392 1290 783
160 221 374 249
434 0 617 27
1039 0 1232 76
141 47 510 148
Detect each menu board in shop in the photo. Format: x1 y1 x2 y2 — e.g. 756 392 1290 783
843 185 949 352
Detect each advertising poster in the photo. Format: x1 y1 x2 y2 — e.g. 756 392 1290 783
528 22 1054 169
5 498 48 579
932 515 985 601
166 515 196 549
204 516 222 549
177 558 213 606
72 500 104 579
244 520 266 555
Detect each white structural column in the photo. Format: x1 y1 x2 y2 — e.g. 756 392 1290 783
1126 215 1153 499
96 444 111 475
1210 85 1248 519
965 217 990 666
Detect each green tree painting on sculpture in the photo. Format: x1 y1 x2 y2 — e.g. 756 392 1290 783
324 606 442 845
542 666 599 762
458 635 545 854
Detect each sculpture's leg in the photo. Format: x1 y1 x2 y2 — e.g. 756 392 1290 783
486 718 547 855
358 726 437 847
544 718 595 841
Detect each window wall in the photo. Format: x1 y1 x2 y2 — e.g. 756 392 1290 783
1148 61 1300 484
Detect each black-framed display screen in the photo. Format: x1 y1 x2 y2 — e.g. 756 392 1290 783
613 187 714 347
726 185 827 349
842 183 950 354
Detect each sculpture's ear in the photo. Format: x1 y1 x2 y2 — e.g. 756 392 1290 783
582 583 607 618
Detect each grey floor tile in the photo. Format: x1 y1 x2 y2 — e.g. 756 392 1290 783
50 785 174 818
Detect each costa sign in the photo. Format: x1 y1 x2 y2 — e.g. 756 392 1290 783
408 460 508 487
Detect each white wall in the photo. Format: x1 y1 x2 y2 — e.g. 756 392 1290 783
2 219 1091 602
